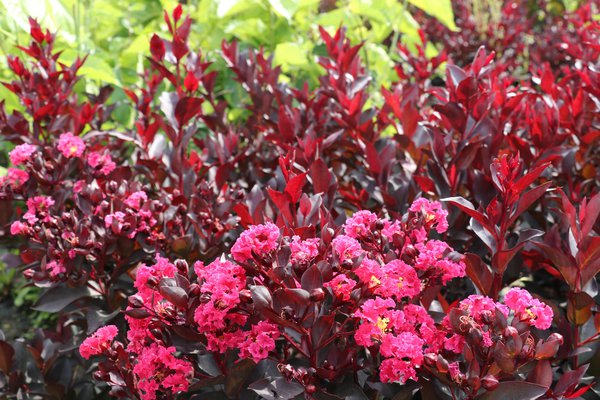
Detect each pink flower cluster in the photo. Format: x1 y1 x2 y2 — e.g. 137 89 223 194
0 168 29 188
79 325 118 359
343 210 378 238
9 143 37 165
238 321 280 363
57 132 85 158
504 287 554 329
133 343 193 400
354 298 442 383
231 222 280 263
289 235 319 263
87 151 116 176
10 196 56 235
409 198 449 234
103 191 156 239
193 258 247 339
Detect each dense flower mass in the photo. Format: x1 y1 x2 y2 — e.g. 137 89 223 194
504 287 554 329
8 143 36 165
132 343 193 400
230 222 280 263
3 3 594 399
57 132 85 158
79 325 118 359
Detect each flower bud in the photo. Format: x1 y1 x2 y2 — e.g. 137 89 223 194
305 385 316 394
436 355 449 373
128 295 143 308
424 353 437 367
107 181 118 193
310 288 325 302
482 375 499 391
174 259 188 274
146 276 160 287
239 289 252 303
189 283 201 297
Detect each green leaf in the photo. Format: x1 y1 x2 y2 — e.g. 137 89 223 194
274 42 308 67
407 0 456 31
267 0 299 20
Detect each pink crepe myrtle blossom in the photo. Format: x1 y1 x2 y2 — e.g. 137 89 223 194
57 132 85 158
125 191 148 210
238 321 280 363
288 236 319 263
22 196 55 224
1 168 29 188
133 343 193 400
409 198 449 234
87 151 116 176
9 143 36 166
10 221 29 235
79 325 118 359
331 234 363 262
414 240 465 284
324 274 357 301
231 222 280 263
376 260 421 299
46 260 66 278
379 332 425 383
504 287 554 329
344 210 378 238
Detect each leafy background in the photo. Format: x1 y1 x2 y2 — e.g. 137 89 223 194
0 0 583 343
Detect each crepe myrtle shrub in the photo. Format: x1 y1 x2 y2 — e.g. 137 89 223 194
79 198 562 400
0 3 598 400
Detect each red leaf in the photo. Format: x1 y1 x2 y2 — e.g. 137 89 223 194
512 162 550 194
150 34 166 61
443 196 494 233
174 97 203 128
285 173 307 204
365 142 381 174
464 253 493 296
581 192 600 238
310 159 331 194
267 189 293 224
509 181 552 225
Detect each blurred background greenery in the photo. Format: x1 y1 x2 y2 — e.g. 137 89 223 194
0 0 456 119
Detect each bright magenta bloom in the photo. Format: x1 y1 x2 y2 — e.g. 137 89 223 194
9 143 36 166
57 132 85 158
133 343 193 400
344 210 378 238
331 234 363 262
414 240 465 284
231 222 280 263
324 273 357 301
409 198 449 233
379 332 424 383
289 236 319 263
124 191 148 210
79 325 118 359
1 168 29 188
377 260 421 299
45 260 66 278
239 321 280 363
504 287 554 329
87 151 116 176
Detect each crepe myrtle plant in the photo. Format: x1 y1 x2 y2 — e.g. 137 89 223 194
79 198 564 400
0 3 598 400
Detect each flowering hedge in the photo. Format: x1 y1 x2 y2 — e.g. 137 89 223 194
0 1 598 399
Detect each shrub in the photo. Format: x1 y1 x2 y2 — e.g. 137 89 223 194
0 2 598 399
